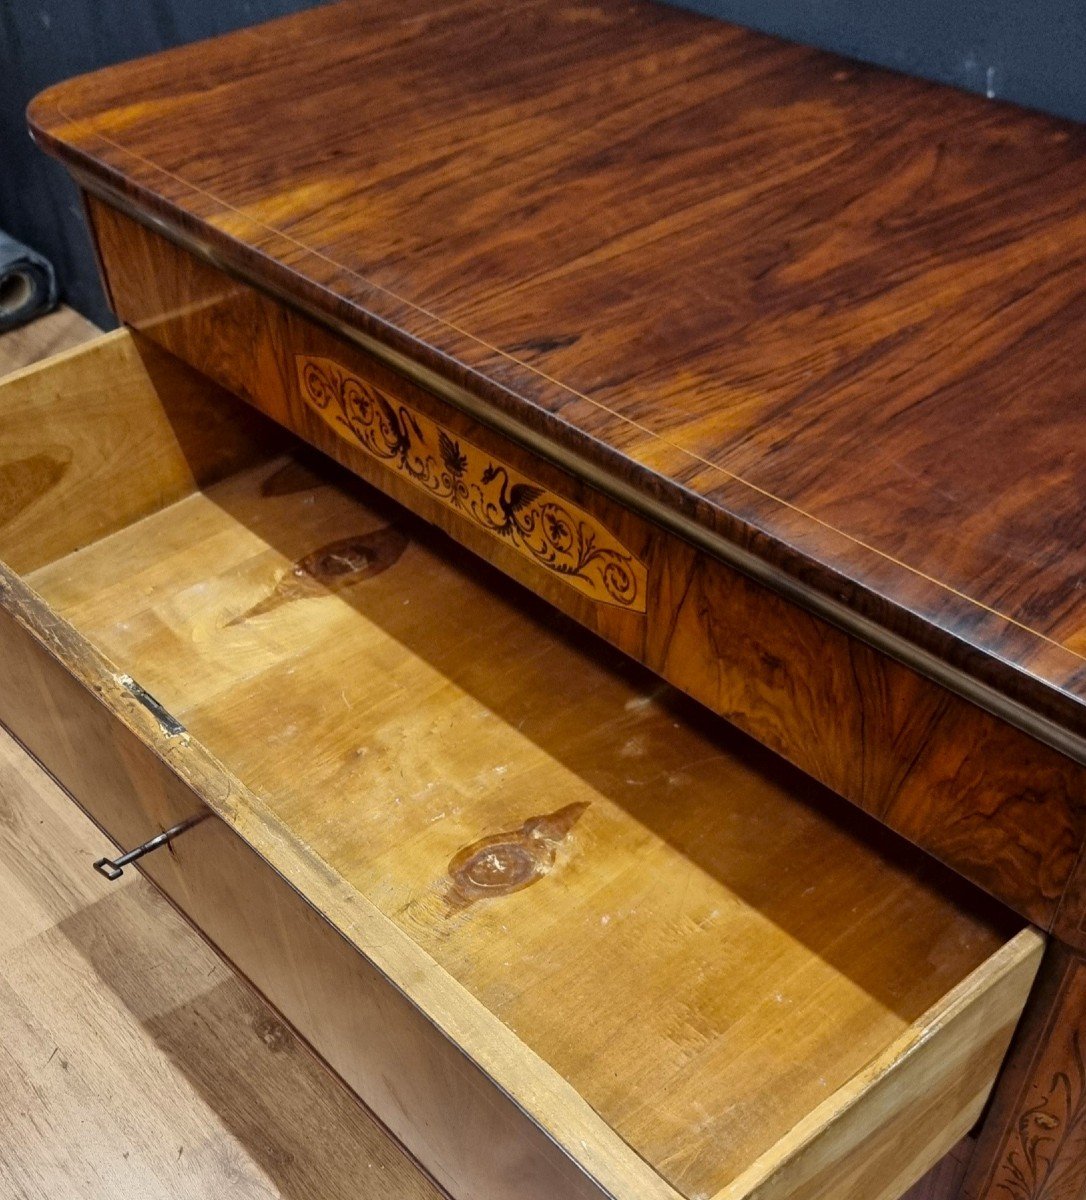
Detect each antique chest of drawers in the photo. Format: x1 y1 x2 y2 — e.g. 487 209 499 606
14 0 1086 1197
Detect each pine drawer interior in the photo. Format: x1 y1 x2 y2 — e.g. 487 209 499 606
0 330 1042 1200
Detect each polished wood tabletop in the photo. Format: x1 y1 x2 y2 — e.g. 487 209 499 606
28 0 1086 760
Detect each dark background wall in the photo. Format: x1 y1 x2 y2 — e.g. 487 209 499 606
1 0 332 326
4 0 1086 327
683 0 1086 121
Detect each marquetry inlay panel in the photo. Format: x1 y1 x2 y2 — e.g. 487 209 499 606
296 354 648 611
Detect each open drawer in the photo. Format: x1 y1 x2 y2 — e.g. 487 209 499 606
0 329 1043 1200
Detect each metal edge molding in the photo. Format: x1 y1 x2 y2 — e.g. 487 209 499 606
77 173 1086 769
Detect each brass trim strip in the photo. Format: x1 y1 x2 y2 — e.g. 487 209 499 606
76 173 1086 768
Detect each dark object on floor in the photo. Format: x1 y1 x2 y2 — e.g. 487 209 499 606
0 230 57 332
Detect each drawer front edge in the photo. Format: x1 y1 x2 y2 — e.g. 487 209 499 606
721 929 1043 1200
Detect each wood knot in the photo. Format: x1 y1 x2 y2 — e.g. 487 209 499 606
446 801 589 910
227 526 408 625
456 843 540 892
293 529 407 585
252 1012 290 1053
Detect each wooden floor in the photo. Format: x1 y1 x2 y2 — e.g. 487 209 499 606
0 306 99 376
0 723 447 1200
0 309 968 1200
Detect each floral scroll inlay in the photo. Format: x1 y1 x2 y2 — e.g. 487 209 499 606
296 355 647 612
994 1030 1086 1200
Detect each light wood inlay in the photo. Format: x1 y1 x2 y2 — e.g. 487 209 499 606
297 353 648 611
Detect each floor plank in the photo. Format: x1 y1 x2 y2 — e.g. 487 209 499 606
0 307 100 377
0 724 445 1200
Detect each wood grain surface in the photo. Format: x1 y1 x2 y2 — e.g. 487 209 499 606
0 327 280 575
25 446 1031 1200
27 0 1086 749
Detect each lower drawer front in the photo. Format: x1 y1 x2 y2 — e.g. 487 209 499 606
0 331 1043 1200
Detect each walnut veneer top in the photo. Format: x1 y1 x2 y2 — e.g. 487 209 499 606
29 0 1086 746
